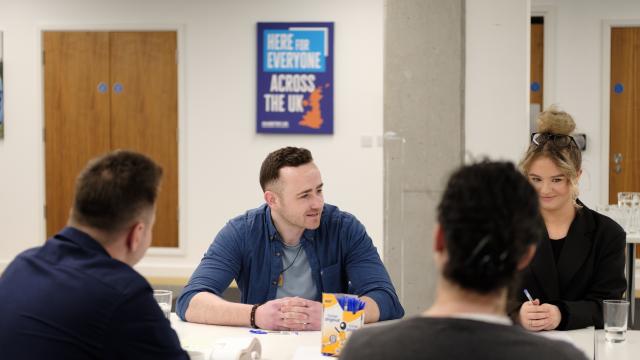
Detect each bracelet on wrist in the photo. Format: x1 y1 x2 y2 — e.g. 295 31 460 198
250 303 262 329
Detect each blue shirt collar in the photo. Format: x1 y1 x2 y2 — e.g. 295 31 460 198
265 205 318 243
56 226 111 258
265 206 278 241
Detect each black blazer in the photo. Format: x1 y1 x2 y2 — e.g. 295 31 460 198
513 202 627 330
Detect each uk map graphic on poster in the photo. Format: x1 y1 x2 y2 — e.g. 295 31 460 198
257 22 334 134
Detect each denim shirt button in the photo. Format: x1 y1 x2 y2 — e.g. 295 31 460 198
275 252 281 257
272 280 277 285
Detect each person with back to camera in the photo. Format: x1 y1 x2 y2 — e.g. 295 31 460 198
340 161 587 359
0 150 189 360
512 106 626 331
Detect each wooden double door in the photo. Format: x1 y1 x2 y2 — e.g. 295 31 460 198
610 27 640 257
44 31 178 247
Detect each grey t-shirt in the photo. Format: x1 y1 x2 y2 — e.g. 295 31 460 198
275 242 318 300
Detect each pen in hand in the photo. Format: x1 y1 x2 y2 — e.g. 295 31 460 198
523 289 534 304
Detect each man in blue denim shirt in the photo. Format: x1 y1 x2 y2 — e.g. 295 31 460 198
177 147 403 330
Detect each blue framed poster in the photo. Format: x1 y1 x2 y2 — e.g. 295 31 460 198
257 22 334 134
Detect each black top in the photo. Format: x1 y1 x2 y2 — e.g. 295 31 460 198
340 317 587 360
549 237 566 264
0 227 189 360
510 201 627 330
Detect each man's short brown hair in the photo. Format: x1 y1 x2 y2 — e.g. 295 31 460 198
259 147 313 191
71 150 163 233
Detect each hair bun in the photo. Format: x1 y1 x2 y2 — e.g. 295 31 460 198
536 105 576 135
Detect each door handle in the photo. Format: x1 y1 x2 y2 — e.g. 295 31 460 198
614 153 623 174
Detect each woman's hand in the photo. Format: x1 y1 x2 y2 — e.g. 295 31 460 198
519 299 562 331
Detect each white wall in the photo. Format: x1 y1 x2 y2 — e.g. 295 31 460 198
467 0 640 208
465 0 531 165
530 0 640 207
0 0 385 277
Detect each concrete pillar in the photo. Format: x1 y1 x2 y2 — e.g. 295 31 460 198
384 0 465 316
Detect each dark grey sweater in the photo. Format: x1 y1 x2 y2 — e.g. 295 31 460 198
340 317 588 360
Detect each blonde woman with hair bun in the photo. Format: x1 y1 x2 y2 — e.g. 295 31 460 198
510 106 626 331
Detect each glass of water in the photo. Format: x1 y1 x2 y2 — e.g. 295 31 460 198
153 289 172 320
599 205 627 231
603 299 629 343
618 192 637 207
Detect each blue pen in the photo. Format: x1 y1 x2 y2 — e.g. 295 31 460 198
523 289 534 304
249 329 299 335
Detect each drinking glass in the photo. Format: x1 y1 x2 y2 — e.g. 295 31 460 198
153 289 172 320
603 299 629 343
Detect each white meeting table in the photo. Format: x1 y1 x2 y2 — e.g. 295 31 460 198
170 314 325 360
171 314 640 360
562 327 640 360
594 329 640 360
551 327 594 359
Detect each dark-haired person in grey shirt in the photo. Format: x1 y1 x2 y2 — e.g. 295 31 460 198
341 161 587 360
